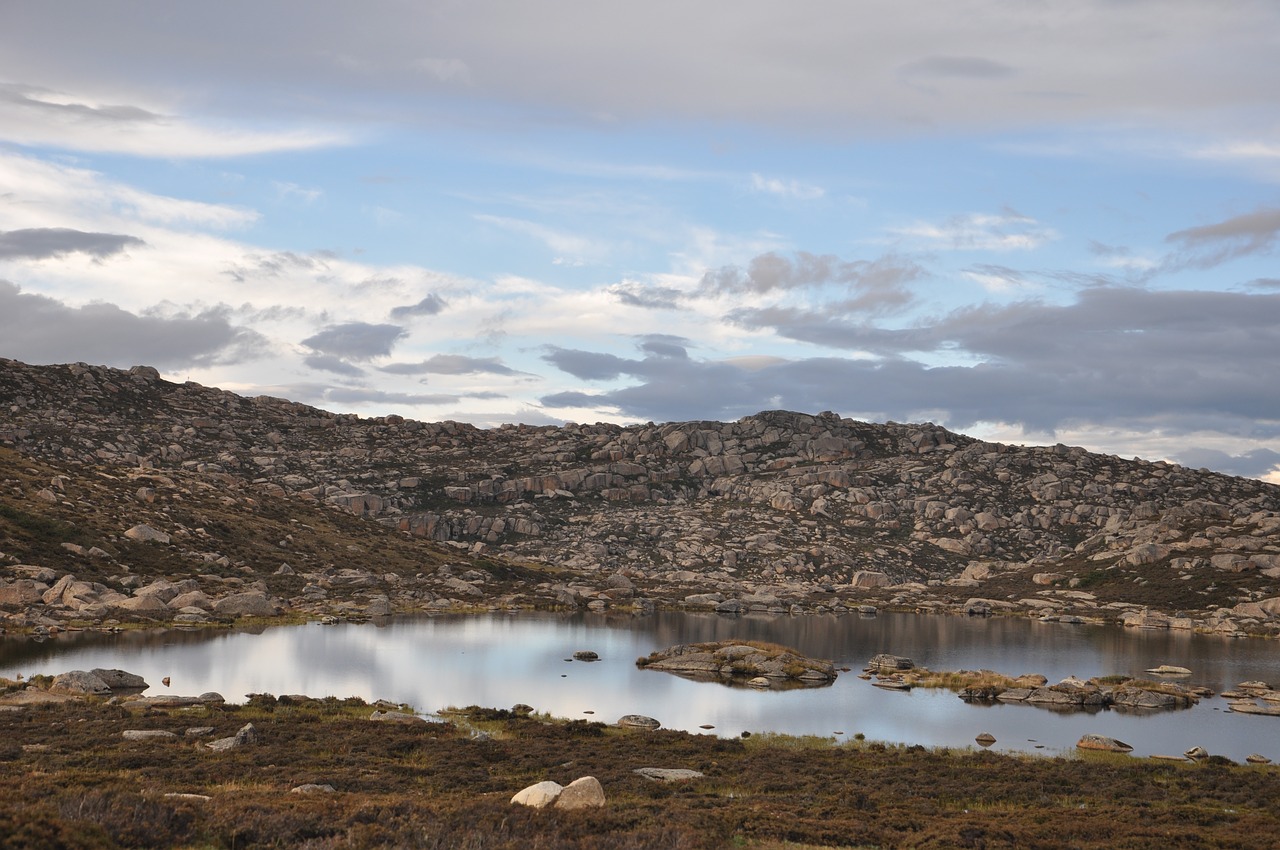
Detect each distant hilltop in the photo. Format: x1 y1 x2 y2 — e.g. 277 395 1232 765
2 357 1279 636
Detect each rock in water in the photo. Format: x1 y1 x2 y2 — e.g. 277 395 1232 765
638 641 836 686
617 714 661 730
866 654 914 673
90 668 149 691
1076 734 1133 753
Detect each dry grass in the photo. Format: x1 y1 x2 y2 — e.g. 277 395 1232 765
0 697 1277 848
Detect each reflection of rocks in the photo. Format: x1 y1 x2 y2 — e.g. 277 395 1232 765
638 641 836 687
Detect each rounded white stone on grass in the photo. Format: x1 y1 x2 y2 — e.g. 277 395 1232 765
511 780 563 809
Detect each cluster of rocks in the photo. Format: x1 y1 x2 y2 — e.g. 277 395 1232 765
511 776 606 810
1222 680 1280 716
0 567 279 627
863 655 1211 712
636 640 837 688
969 676 1202 711
3 358 1280 631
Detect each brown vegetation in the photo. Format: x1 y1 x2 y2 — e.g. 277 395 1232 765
1 697 1278 848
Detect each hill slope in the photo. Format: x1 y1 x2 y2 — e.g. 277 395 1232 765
2 357 1279 634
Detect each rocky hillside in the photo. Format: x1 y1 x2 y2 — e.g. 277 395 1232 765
2 357 1279 635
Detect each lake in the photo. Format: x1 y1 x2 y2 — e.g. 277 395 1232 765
3 611 1278 762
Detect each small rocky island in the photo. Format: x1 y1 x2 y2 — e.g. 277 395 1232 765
636 640 837 688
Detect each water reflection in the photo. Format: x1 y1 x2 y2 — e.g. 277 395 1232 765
2 611 1278 762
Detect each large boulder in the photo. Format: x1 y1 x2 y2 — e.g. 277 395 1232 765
511 781 563 809
617 714 660 730
91 669 148 690
0 579 51 607
124 524 170 544
849 571 890 588
50 670 111 696
212 591 277 618
866 654 914 673
113 595 172 617
555 776 605 810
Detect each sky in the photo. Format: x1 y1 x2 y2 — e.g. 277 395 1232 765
1 1 1279 482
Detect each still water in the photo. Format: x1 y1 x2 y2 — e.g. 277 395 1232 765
3 611 1278 762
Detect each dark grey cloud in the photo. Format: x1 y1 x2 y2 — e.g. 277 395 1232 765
6 3 1279 147
1247 278 1280 290
378 354 517 375
543 347 633 380
0 83 161 123
701 252 922 317
389 293 448 318
611 282 682 310
899 56 1015 79
1174 447 1280 480
224 251 324 283
303 353 365 377
301 322 406 359
544 286 1280 440
1165 207 1280 269
0 280 266 369
0 227 145 260
639 334 689 359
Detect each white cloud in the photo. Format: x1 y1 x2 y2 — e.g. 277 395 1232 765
0 151 259 232
750 173 824 200
273 181 323 204
890 211 1057 252
0 82 349 158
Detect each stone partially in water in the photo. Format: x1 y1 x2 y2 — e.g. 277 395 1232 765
617 714 661 730
1077 734 1133 753
866 654 914 673
638 641 836 687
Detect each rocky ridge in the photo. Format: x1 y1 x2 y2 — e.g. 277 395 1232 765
2 357 1280 634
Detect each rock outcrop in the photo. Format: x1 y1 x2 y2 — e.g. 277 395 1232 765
637 640 836 686
3 357 1280 632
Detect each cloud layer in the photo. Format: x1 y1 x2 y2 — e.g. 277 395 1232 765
1 3 1278 482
